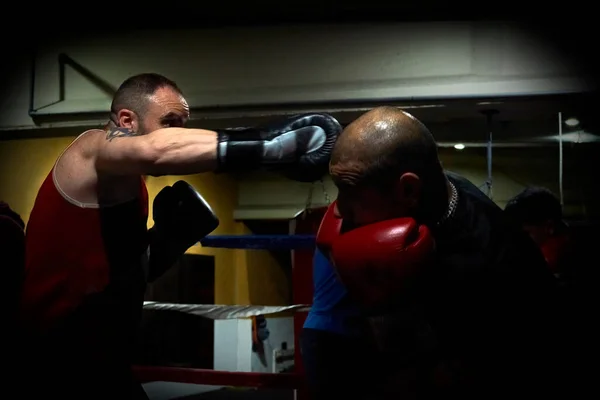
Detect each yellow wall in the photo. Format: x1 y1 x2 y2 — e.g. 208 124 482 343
238 225 290 306
0 136 285 306
0 137 70 221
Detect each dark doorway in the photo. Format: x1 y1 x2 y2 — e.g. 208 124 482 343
136 254 215 368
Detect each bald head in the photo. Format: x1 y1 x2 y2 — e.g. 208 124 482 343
330 106 441 189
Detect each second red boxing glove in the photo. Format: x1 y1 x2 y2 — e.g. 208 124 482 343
315 201 342 259
316 201 435 310
540 234 570 274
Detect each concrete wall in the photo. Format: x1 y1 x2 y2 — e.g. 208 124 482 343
1 22 590 131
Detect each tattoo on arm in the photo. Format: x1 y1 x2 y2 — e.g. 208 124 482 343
105 127 138 142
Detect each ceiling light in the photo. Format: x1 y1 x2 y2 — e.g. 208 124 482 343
476 101 504 106
454 143 465 150
565 118 579 127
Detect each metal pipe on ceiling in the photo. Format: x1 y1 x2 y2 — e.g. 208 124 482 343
558 112 564 206
437 142 570 148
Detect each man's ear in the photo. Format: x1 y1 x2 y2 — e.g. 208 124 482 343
116 109 139 132
396 173 422 208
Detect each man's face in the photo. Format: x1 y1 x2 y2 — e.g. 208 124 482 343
139 86 190 134
330 161 422 227
334 186 397 228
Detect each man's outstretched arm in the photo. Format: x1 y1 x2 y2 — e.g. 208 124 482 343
92 113 342 181
94 126 218 176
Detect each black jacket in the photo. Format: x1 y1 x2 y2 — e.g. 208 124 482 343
374 172 566 398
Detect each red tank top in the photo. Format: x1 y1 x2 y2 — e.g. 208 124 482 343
21 168 149 357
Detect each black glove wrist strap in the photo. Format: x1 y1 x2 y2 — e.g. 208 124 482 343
216 134 264 171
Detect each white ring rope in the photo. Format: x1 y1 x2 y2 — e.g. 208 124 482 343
143 302 311 319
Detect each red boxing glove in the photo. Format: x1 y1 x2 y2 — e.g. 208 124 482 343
540 234 570 274
316 201 435 309
315 202 343 258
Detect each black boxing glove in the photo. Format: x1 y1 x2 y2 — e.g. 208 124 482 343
147 181 219 282
215 113 342 182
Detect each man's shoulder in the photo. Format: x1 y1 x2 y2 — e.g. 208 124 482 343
55 129 109 178
63 129 106 156
446 171 499 209
441 171 542 273
52 129 102 167
52 129 136 205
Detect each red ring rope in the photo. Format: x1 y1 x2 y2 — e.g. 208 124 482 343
133 366 306 389
135 208 325 398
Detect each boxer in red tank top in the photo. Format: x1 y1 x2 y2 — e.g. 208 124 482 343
21 162 151 398
22 164 149 343
18 73 341 398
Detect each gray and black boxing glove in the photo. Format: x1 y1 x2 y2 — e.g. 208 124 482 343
215 113 342 182
147 181 219 281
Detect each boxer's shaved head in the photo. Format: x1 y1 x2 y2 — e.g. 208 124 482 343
111 73 182 118
109 73 189 135
331 106 440 189
331 106 446 227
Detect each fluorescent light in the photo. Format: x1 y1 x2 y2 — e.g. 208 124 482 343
549 131 599 143
565 118 579 127
454 143 465 150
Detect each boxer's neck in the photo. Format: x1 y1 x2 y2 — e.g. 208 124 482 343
439 178 457 224
104 120 116 130
416 173 450 227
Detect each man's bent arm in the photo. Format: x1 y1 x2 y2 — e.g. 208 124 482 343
94 127 218 176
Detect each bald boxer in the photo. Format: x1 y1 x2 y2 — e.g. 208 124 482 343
315 107 565 399
19 73 341 399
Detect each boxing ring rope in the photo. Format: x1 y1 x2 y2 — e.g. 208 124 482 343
134 230 320 393
142 302 310 318
134 366 306 388
135 299 311 389
135 300 311 389
558 112 564 206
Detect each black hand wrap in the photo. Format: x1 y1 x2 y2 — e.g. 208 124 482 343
216 113 342 182
147 181 219 282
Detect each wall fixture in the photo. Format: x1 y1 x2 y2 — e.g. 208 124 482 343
454 143 465 150
565 117 579 127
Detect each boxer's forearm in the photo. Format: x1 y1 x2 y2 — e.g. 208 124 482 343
95 127 218 176
145 128 218 176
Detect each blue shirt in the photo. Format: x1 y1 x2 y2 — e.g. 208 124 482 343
303 249 361 335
